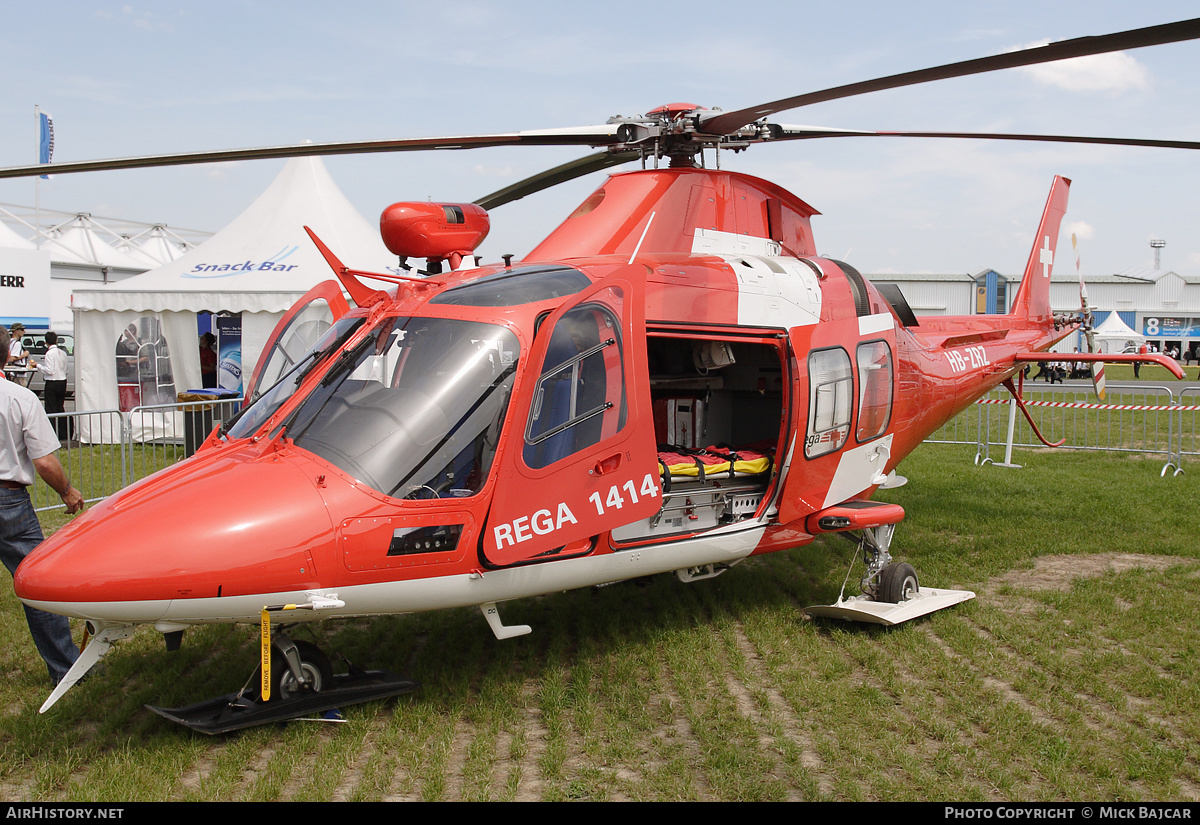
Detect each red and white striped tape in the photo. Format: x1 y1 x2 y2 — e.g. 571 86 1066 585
977 398 1200 411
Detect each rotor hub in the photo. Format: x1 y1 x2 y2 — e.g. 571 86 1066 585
606 103 775 164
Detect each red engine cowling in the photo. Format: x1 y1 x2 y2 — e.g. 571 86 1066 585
379 202 490 265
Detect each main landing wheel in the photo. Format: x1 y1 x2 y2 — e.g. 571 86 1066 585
877 562 919 604
256 640 333 701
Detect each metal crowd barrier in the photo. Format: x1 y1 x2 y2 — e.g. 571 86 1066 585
928 384 1199 477
124 397 244 485
33 409 127 511
31 397 244 513
28 382 1200 513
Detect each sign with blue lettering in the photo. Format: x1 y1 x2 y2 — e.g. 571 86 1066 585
182 245 301 279
216 314 243 393
1143 317 1196 338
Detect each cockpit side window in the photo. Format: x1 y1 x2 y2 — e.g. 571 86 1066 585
523 303 626 469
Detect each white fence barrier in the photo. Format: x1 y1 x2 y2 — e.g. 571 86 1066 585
928 385 1198 477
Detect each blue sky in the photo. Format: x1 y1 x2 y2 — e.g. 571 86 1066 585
2 1 1198 279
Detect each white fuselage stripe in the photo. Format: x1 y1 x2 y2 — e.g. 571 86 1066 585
23 524 768 626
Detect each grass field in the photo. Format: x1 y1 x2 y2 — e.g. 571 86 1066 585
2 441 1198 801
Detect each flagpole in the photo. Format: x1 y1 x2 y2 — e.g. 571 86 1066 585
34 105 41 248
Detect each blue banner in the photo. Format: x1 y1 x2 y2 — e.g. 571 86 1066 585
38 111 53 179
1143 317 1197 338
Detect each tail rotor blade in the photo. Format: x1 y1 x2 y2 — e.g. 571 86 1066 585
1072 234 1106 399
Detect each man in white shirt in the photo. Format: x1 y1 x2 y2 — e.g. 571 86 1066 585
34 332 69 439
6 323 29 368
0 325 83 685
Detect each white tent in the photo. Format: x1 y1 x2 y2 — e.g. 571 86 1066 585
1093 311 1145 354
129 225 192 266
43 215 152 270
0 218 36 250
72 156 396 441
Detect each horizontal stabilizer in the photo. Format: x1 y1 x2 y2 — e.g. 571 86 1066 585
1015 351 1185 379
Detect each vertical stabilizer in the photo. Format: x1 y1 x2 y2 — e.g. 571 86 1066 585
1008 176 1071 322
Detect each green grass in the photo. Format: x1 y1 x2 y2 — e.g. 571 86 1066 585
1101 363 1199 383
1 442 1197 801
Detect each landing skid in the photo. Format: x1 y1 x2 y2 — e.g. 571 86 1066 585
146 668 418 735
803 522 976 625
804 587 975 626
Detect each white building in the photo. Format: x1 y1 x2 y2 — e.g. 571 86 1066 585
870 266 1200 359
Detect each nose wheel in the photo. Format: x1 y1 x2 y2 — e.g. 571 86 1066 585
257 638 333 701
146 631 419 734
876 561 919 604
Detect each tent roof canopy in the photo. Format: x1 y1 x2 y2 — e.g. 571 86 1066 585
1094 311 1143 339
73 156 396 314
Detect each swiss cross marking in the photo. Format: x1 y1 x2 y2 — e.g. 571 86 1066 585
1040 236 1054 280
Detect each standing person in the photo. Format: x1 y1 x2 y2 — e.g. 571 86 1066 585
33 332 69 439
0 325 83 685
7 323 29 367
199 332 217 388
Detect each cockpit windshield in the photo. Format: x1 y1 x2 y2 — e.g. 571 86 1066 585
224 316 365 441
284 316 520 499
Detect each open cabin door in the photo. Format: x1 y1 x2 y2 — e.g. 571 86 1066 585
778 313 898 525
244 280 350 402
482 272 659 566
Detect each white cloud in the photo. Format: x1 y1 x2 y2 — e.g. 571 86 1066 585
1013 43 1150 93
1067 220 1094 240
203 162 243 180
471 164 517 178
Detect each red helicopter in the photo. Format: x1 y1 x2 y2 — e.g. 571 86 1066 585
2 19 1195 733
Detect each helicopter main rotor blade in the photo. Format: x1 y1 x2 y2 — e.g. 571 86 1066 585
770 126 1200 151
700 17 1200 136
0 125 623 181
474 150 642 210
873 131 1200 151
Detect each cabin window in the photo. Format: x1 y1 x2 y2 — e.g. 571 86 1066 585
806 347 852 458
855 340 893 442
524 303 626 469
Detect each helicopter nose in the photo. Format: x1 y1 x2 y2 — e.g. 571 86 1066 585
14 452 329 622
